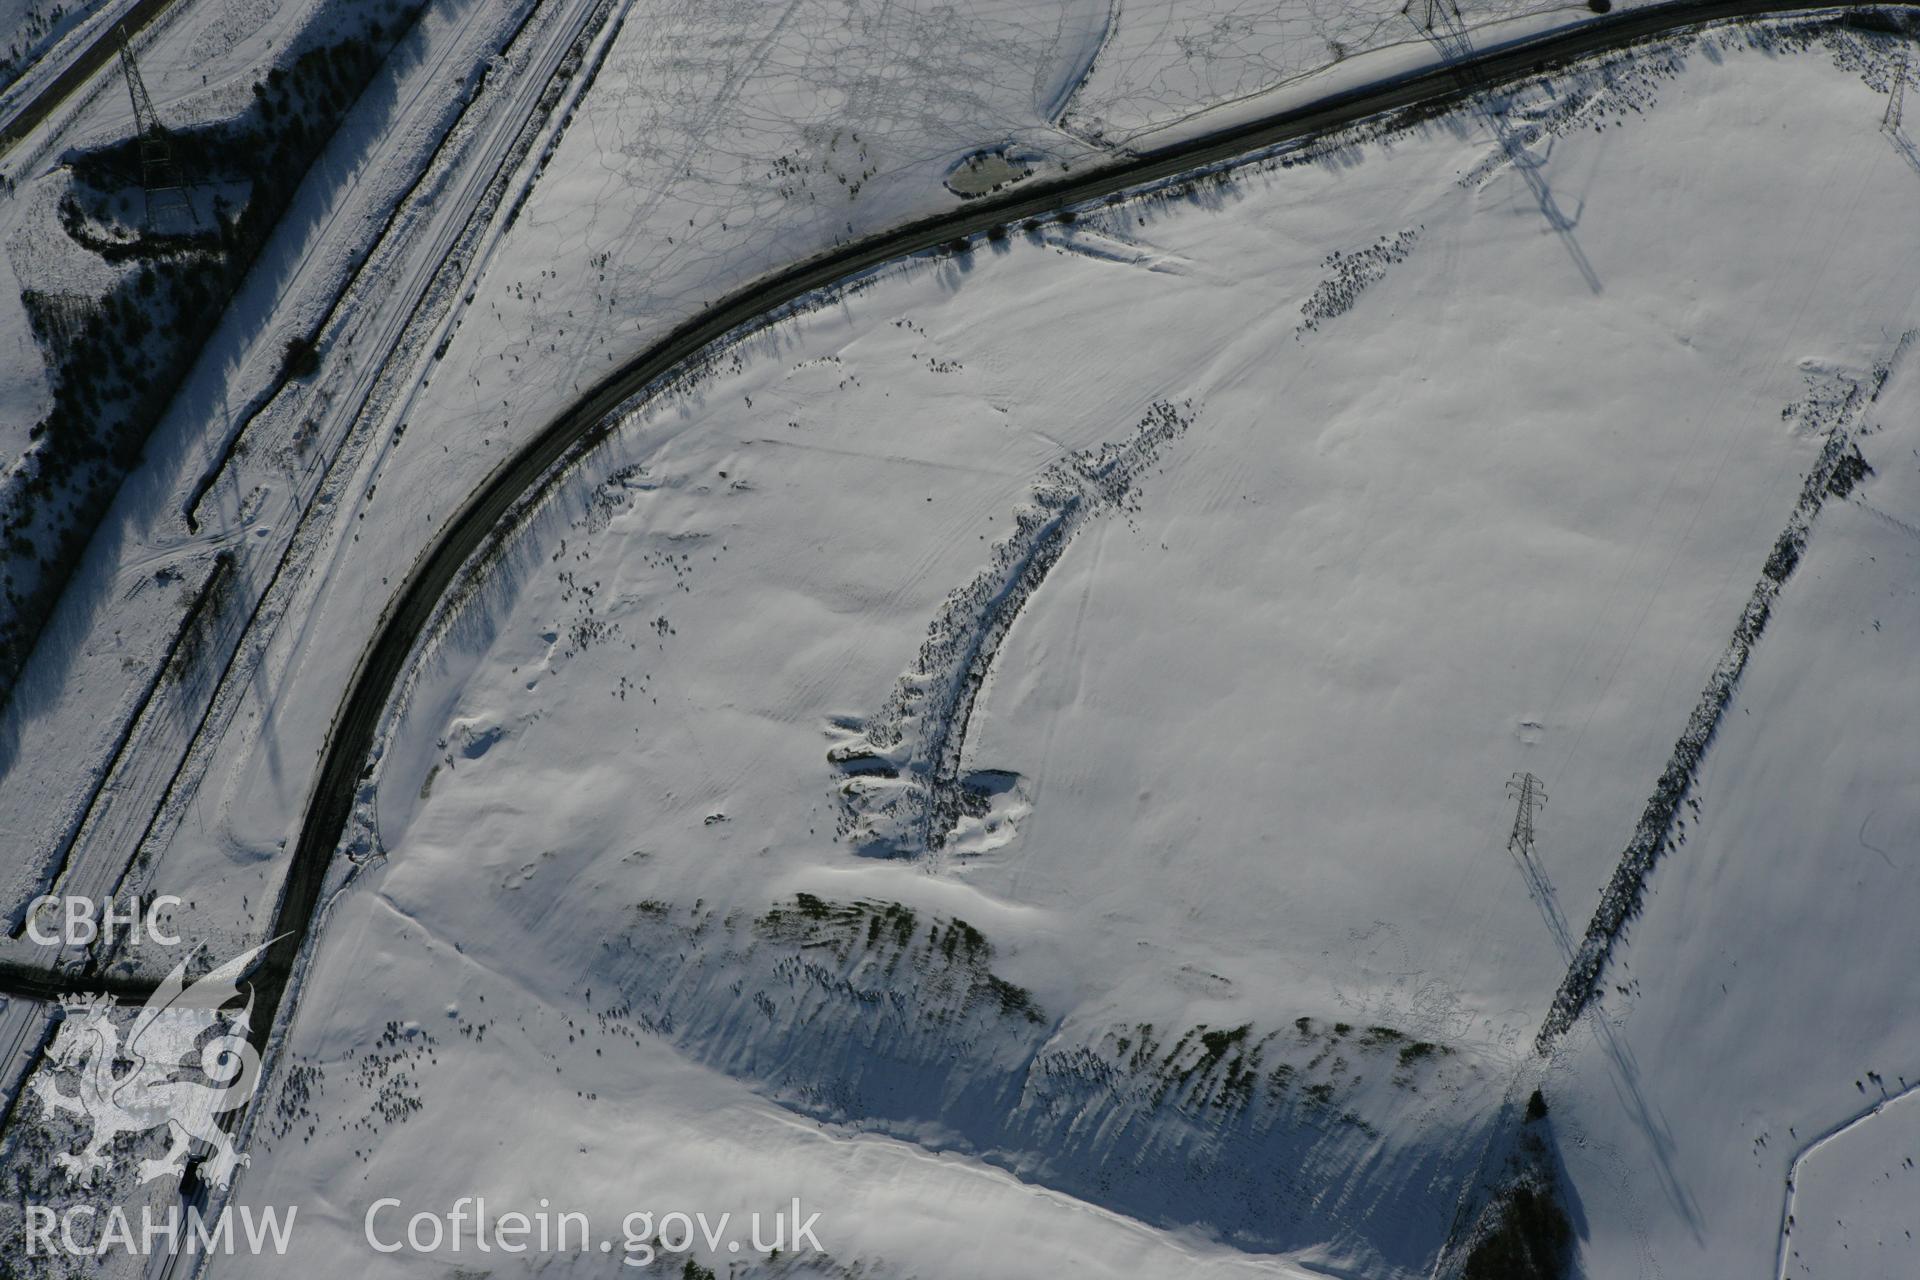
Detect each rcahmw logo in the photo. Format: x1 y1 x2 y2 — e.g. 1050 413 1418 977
33 944 263 1187
23 942 297 1258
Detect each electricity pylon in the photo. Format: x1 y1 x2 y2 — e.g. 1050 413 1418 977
1507 771 1546 859
1404 0 1490 116
1507 771 1573 958
1886 51 1908 135
115 24 190 229
1402 0 1462 32
1883 50 1920 177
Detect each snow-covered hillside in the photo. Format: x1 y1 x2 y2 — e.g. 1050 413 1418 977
0 0 1674 995
163 14 1920 1279
1550 333 1920 1277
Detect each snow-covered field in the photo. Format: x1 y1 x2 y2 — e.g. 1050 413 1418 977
0 0 1661 976
161 16 1920 1279
1550 348 1920 1277
4 0 1920 1276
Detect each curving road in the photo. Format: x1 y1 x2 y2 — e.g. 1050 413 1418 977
258 0 1917 1048
7 0 1918 1067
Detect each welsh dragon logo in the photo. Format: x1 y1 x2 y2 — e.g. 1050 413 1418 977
31 944 265 1190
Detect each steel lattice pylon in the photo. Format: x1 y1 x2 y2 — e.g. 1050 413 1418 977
1506 771 1573 958
1886 50 1908 134
115 24 190 229
1506 771 1546 860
